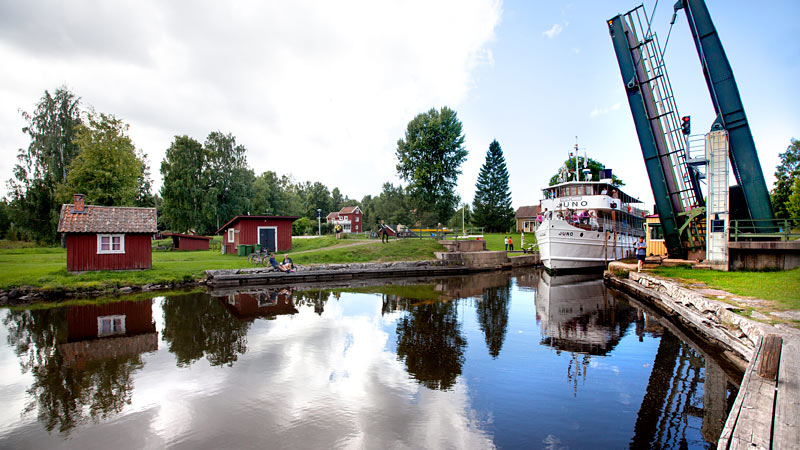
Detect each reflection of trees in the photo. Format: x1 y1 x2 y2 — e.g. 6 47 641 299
161 292 251 367
476 283 511 358
3 308 141 434
396 301 466 391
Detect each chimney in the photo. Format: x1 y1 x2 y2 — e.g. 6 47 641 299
73 194 85 213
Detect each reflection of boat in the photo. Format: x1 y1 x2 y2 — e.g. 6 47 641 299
535 164 646 271
58 300 158 368
212 288 298 320
536 272 638 355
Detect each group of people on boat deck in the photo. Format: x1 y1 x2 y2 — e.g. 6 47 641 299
537 208 600 230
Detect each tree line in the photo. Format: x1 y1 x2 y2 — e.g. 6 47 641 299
2 88 520 243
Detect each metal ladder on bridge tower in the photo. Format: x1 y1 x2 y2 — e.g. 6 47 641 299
620 7 706 249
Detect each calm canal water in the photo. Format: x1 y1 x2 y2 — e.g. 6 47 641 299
0 270 741 449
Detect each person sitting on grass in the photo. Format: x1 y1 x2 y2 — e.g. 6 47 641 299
282 254 295 271
268 252 294 272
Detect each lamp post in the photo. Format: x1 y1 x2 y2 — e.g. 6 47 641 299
317 209 322 237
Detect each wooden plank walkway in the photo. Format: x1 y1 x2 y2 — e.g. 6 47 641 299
718 335 800 450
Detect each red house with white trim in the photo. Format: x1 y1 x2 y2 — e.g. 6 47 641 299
57 194 157 272
216 215 298 254
326 206 362 233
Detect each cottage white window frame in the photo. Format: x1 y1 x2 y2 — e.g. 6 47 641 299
228 228 235 243
355 216 359 222
97 234 125 254
97 315 126 337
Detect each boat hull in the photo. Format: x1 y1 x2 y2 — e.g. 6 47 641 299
535 219 638 272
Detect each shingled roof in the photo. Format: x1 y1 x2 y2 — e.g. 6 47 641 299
57 204 157 233
515 205 541 219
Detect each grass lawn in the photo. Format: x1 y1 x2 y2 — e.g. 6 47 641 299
458 232 535 252
0 237 444 292
652 266 800 309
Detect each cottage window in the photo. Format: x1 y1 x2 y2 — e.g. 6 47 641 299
228 229 235 243
355 216 359 222
97 315 126 337
97 234 125 254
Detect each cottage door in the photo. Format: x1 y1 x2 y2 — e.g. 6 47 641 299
259 228 276 252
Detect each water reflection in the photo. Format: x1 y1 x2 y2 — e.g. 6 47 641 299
396 300 466 391
161 292 250 367
2 300 156 434
0 271 742 449
536 272 639 355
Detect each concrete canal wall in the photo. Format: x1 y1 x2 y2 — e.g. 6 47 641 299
605 270 800 450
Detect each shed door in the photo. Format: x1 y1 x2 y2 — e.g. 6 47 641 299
259 228 277 252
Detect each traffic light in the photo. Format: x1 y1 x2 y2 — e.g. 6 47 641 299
681 116 691 135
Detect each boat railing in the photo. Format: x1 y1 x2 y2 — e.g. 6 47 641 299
544 216 644 237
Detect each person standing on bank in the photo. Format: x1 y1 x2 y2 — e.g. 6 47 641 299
636 236 647 272
508 236 514 251
504 236 509 251
380 220 389 244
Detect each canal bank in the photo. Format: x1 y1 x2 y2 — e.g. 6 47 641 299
604 268 800 449
0 251 542 305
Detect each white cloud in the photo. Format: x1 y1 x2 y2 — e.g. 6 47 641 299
589 102 622 118
0 0 502 200
542 23 563 39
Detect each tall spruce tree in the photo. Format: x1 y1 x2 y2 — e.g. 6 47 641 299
472 140 514 232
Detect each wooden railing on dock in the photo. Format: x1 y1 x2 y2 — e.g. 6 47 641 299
718 335 800 449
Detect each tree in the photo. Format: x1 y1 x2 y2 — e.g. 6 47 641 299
472 140 515 232
331 187 344 212
204 132 254 232
57 113 149 207
448 203 472 230
303 182 332 219
252 171 285 215
160 132 253 234
771 138 800 219
371 183 411 227
160 136 206 234
396 107 468 225
548 156 624 186
7 87 82 242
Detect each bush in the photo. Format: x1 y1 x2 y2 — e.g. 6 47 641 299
292 217 316 236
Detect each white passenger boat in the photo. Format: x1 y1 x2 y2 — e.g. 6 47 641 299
534 174 646 272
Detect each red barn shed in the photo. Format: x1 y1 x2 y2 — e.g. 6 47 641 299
57 194 157 272
217 215 298 254
162 232 212 251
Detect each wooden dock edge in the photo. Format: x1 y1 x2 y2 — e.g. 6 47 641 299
604 271 800 450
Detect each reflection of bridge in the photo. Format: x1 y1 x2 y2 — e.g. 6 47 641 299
625 295 741 447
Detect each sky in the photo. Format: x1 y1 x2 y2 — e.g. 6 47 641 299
1 0 798 211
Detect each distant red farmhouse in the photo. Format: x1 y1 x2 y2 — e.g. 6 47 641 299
326 206 362 233
162 232 212 251
217 215 298 254
57 194 157 272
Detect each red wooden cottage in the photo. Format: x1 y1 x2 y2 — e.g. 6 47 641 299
57 194 157 272
162 232 212 251
217 215 298 254
326 206 362 233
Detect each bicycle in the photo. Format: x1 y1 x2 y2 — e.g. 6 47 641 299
248 250 269 266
